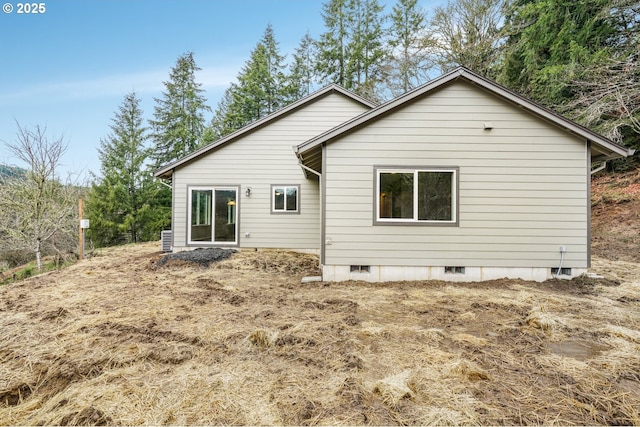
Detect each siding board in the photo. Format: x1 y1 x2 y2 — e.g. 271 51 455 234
323 81 589 269
172 93 370 250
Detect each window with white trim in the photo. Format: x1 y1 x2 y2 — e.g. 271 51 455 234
376 168 457 224
271 185 299 213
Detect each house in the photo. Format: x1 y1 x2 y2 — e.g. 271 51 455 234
153 84 376 254
154 67 633 282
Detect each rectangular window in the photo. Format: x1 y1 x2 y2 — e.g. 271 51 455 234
272 185 300 213
376 167 457 224
188 186 238 245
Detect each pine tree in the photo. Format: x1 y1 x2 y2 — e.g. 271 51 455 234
498 0 617 106
208 84 243 139
150 52 211 168
236 25 287 118
210 25 289 136
383 0 433 97
554 0 640 168
315 0 351 87
346 0 386 99
285 32 317 102
315 0 386 99
86 92 168 247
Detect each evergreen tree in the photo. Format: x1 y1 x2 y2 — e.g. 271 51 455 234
557 0 640 168
150 52 211 168
210 25 289 136
208 84 243 139
498 0 618 106
316 0 386 99
383 0 433 97
315 0 351 87
86 92 167 247
346 0 386 100
430 0 505 77
235 25 287 119
285 32 317 101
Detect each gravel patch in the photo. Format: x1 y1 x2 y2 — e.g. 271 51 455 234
156 248 237 267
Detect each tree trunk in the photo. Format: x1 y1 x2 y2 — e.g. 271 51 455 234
36 238 42 271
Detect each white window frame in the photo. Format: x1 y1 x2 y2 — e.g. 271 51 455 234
271 184 300 214
187 186 239 245
375 167 458 225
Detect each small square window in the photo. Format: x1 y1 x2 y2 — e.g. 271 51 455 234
271 185 299 214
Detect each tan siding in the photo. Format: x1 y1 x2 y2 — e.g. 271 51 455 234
172 93 369 250
323 81 589 268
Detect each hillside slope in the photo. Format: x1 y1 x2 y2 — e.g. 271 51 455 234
592 168 640 263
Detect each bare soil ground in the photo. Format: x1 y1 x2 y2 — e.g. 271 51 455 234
0 170 639 426
592 168 640 263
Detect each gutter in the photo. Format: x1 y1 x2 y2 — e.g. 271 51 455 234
590 146 635 175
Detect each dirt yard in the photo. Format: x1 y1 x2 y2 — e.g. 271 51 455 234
1 170 639 426
592 169 640 263
0 242 639 425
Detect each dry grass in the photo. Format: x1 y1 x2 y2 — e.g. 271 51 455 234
1 243 639 425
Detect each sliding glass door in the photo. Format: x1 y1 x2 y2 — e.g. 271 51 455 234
189 187 237 244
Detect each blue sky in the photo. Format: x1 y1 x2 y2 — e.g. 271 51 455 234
1 0 442 180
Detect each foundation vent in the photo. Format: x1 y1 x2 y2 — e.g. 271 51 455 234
551 267 572 276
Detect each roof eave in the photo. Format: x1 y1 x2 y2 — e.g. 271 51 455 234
296 68 466 156
153 84 377 177
154 167 174 179
296 67 632 161
458 70 632 159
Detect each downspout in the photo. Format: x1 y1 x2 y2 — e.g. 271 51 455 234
154 175 174 250
297 160 324 283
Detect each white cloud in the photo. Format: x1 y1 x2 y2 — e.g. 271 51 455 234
197 64 240 90
0 63 239 105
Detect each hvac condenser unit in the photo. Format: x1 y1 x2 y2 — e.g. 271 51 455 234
161 230 172 253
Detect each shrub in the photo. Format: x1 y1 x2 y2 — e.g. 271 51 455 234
0 249 34 268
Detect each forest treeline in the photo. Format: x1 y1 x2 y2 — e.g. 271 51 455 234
1 0 638 269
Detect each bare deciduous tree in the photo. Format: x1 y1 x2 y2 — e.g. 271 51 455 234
430 0 505 77
564 0 639 147
0 123 80 270
567 58 640 143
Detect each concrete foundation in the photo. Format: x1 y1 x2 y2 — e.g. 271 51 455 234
322 265 587 283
